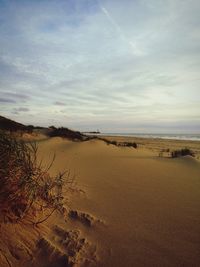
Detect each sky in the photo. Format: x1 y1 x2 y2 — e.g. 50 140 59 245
0 0 200 133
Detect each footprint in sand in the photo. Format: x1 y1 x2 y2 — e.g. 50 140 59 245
34 225 98 267
68 210 104 228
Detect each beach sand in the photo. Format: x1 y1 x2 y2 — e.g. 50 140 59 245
1 136 200 266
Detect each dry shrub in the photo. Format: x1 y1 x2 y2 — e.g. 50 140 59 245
98 137 137 148
171 148 194 158
0 131 71 224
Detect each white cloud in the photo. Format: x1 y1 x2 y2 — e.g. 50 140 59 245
0 0 199 132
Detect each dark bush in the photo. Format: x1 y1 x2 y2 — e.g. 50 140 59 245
97 138 117 146
98 138 137 148
26 125 34 133
48 127 86 141
122 142 137 148
49 125 57 130
171 148 194 158
110 140 117 146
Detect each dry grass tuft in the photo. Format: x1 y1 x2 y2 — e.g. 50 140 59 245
0 131 71 224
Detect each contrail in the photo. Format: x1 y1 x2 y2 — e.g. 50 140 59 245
98 1 142 55
101 6 122 34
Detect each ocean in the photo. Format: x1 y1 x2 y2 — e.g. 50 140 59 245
98 133 200 141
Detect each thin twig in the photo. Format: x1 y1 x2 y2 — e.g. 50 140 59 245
0 249 12 267
34 208 56 225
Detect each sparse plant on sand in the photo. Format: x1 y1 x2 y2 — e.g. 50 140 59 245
98 137 137 148
121 142 137 148
0 131 72 224
171 148 194 158
159 148 170 157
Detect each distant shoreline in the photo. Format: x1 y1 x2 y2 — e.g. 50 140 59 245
89 133 200 142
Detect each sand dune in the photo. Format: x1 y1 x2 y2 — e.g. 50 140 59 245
1 136 200 266
37 137 200 266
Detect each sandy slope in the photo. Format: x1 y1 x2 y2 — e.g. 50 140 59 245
37 137 200 266
1 136 200 267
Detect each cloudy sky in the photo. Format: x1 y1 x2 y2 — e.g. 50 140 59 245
0 0 200 133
